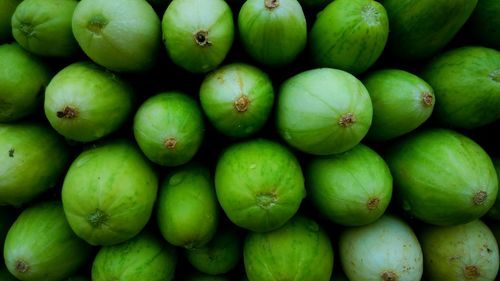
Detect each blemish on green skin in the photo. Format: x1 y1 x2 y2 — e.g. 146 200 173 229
15 259 29 273
490 69 500 83
265 0 279 9
361 3 381 26
19 23 35 37
256 191 277 209
8 148 14 157
87 15 108 35
87 209 108 228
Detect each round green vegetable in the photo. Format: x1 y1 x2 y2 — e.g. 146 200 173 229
309 0 389 75
418 219 499 281
72 0 161 72
215 138 306 232
61 139 158 246
362 69 435 141
3 201 93 281
384 128 498 225
44 61 135 142
238 0 307 67
244 215 334 281
380 0 478 61
0 122 70 207
11 0 79 57
91 231 177 281
339 214 423 281
306 143 392 226
156 163 219 249
162 0 234 73
133 92 205 167
184 225 242 275
0 43 52 122
420 46 500 129
276 68 373 155
199 63 274 138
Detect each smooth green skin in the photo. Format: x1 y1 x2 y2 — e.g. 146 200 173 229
133 92 205 167
363 69 435 141
162 0 234 74
61 139 158 246
276 68 373 155
156 163 219 249
91 231 177 281
72 0 161 72
44 61 135 142
384 128 499 226
309 0 389 75
0 43 51 122
244 215 334 281
199 63 274 138
215 139 306 232
339 214 423 281
0 122 69 207
418 220 499 281
380 0 478 61
3 201 93 281
468 0 500 49
306 144 393 226
238 0 307 67
487 158 500 220
11 0 79 57
420 46 500 129
0 0 21 42
184 226 242 275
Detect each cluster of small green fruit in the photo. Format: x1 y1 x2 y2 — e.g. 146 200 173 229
1 0 499 280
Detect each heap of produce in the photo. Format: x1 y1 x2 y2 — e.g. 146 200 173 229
1 0 499 280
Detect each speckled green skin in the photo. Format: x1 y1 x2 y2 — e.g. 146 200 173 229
306 143 393 226
309 0 389 75
11 0 79 57
238 0 307 67
244 215 334 281
91 231 177 281
420 46 500 129
162 0 234 73
363 69 435 141
380 0 478 61
156 163 219 249
133 92 205 167
61 139 158 246
418 220 499 281
215 139 306 233
3 201 93 281
44 61 135 142
339 214 423 281
0 43 52 122
384 128 498 226
199 63 274 138
0 122 70 207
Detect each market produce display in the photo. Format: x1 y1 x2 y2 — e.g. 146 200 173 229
0 0 499 280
